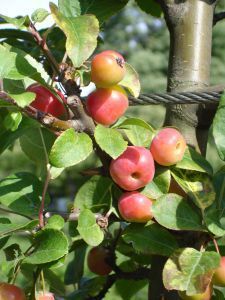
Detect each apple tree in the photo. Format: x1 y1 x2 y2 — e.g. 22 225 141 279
0 0 225 299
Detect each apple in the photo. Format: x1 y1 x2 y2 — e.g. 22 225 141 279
212 256 225 286
110 146 155 191
91 50 126 87
0 283 26 300
150 128 186 166
87 246 112 276
178 285 212 300
118 191 153 222
86 86 128 125
37 292 55 300
27 83 66 117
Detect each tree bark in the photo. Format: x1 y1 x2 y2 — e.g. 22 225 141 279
163 0 216 153
148 1 216 299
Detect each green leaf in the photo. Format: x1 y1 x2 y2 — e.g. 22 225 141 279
44 269 66 296
3 79 25 94
204 205 225 237
77 209 104 246
152 194 204 231
154 168 171 194
49 128 93 168
213 166 225 210
94 125 127 159
118 118 154 147
122 221 178 257
45 215 65 230
135 0 162 18
79 0 129 24
0 14 29 29
64 245 87 285
175 146 213 175
0 172 50 215
0 45 17 78
213 93 225 161
163 248 220 295
117 117 154 131
8 92 35 108
58 0 81 17
171 170 216 211
0 218 11 249
31 8 49 23
20 127 56 165
141 181 163 200
24 228 68 264
74 176 113 213
0 219 38 238
50 3 99 68
3 112 22 131
0 117 36 154
120 63 141 97
105 279 148 300
49 166 64 180
3 45 46 83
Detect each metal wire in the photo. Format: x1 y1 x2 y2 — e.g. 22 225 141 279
129 91 223 106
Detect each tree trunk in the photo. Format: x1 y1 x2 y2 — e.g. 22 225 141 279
148 0 216 299
163 0 216 153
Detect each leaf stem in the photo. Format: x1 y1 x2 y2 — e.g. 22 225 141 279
213 238 221 255
39 167 51 228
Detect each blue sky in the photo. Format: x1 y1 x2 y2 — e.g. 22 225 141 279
0 0 57 28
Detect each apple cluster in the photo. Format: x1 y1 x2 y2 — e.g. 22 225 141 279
109 127 187 223
86 50 128 125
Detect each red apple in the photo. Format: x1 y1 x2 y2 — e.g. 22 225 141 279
150 128 186 166
91 50 126 87
110 146 155 191
178 285 212 300
118 191 153 222
27 83 66 117
37 292 54 300
37 292 55 300
87 246 112 276
0 283 26 300
212 256 225 286
86 86 128 125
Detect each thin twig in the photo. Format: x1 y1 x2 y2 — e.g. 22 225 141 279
213 238 221 255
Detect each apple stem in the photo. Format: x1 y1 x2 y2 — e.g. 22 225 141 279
213 238 221 255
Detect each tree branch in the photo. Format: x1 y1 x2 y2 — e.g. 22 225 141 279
213 12 225 26
0 91 74 132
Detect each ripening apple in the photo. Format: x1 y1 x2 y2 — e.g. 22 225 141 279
91 50 126 87
178 285 212 300
37 292 55 300
118 191 153 222
0 283 26 300
110 146 155 191
150 128 186 166
87 246 112 276
86 86 128 125
27 83 66 117
212 256 225 286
